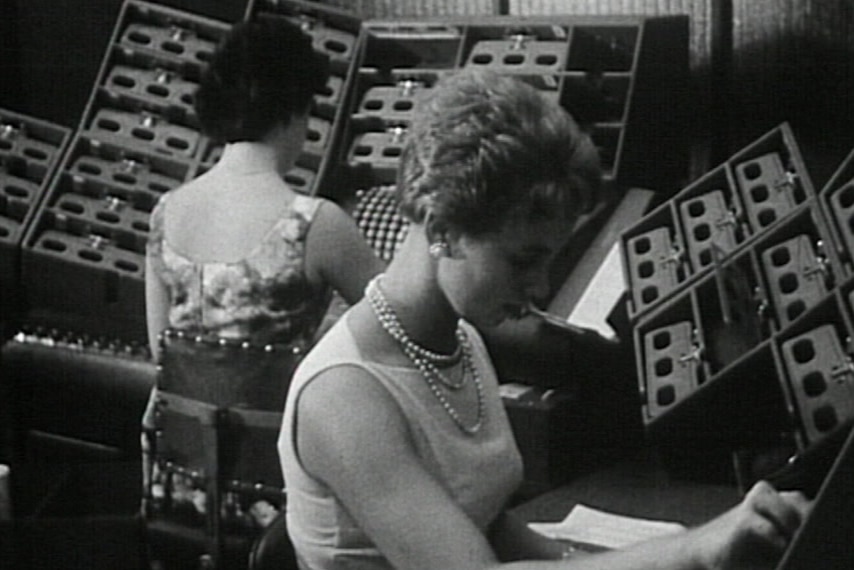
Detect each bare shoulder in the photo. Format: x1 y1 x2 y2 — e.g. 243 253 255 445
303 197 360 257
296 363 410 478
304 198 384 302
298 363 401 431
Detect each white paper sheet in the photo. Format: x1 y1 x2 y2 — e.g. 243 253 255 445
528 503 686 550
566 243 625 340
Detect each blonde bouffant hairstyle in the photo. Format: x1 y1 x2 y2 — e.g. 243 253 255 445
396 68 602 235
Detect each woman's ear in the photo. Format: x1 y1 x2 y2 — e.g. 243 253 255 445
424 213 463 259
424 210 445 247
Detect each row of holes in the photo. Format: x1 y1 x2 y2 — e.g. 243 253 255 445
647 322 698 407
644 178 793 246
682 189 783 246
358 76 628 120
647 322 849 431
95 119 194 152
633 213 791 305
108 60 339 114
642 266 809 325
3 146 43 223
1 184 32 222
39 237 140 272
645 326 853 431
789 332 848 433
469 53 562 67
352 144 403 159
766 240 825 322
633 229 684 305
0 139 51 161
748 186 790 229
74 161 175 194
639 261 820 349
740 155 802 229
828 184 854 268
682 194 740 270
110 75 196 107
124 30 213 63
126 17 355 60
361 99 415 112
829 185 854 259
639 153 800 285
57 199 150 233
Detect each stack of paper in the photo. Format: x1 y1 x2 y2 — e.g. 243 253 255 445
529 504 686 550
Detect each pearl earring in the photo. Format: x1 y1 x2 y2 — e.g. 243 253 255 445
428 241 450 259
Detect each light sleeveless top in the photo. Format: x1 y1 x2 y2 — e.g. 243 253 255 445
278 313 524 570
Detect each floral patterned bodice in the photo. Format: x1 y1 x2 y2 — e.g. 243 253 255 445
147 192 333 349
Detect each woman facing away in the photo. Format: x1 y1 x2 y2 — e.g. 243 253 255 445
142 18 383 525
278 68 811 570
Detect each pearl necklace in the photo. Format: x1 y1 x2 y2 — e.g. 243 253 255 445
366 277 485 435
377 310 465 372
367 278 465 388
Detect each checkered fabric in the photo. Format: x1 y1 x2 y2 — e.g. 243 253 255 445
352 185 409 261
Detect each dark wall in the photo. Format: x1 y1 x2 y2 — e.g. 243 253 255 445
5 0 248 128
0 1 23 113
14 0 122 128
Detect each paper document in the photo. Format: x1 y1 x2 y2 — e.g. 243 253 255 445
566 243 624 340
528 503 686 550
499 383 536 401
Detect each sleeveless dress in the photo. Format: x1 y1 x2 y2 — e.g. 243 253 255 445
147 191 333 347
279 313 524 570
143 189 334 530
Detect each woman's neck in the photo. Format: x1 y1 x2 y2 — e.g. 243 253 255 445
380 230 461 355
217 141 281 175
216 121 301 177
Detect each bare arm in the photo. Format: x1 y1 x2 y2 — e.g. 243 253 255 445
293 366 811 570
494 481 811 570
304 200 385 305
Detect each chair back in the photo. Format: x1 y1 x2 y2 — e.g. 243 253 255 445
158 330 304 411
248 511 298 570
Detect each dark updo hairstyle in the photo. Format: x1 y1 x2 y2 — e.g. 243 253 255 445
397 69 602 236
195 17 330 143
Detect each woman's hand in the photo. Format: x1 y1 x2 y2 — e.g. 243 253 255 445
690 480 812 570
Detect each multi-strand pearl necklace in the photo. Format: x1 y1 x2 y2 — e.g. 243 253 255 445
366 277 484 435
